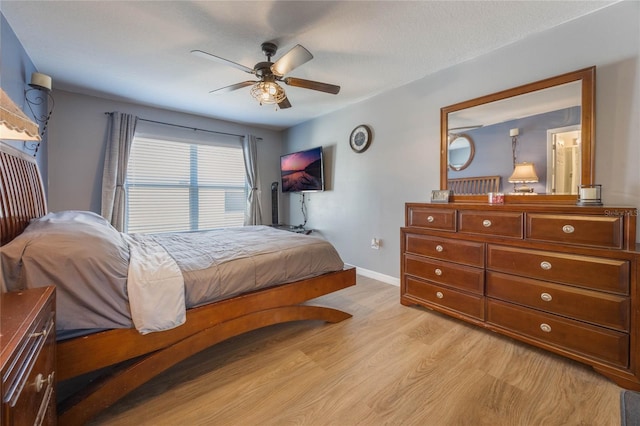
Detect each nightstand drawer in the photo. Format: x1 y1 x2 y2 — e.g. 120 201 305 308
487 245 629 295
1 288 56 426
486 271 630 331
404 233 484 267
458 210 523 238
487 299 629 367
526 213 623 249
406 206 456 231
405 254 484 294
405 277 484 320
9 318 55 426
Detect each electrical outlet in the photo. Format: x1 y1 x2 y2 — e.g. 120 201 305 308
371 238 380 250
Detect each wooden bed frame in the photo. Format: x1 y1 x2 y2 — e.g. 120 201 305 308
0 142 356 425
447 175 501 195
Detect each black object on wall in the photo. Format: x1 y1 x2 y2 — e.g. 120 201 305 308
271 181 279 225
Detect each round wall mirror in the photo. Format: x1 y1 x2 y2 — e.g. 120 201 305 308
448 134 475 171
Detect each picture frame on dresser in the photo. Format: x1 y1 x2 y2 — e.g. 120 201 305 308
430 190 452 203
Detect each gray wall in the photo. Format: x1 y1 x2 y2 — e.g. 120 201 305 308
47 90 283 218
283 1 640 283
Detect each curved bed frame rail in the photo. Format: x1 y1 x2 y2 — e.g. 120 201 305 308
58 268 355 425
0 142 47 245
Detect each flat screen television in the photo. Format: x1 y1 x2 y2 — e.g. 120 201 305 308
280 146 325 192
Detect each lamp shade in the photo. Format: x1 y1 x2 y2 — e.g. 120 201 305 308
29 72 52 91
0 88 41 141
508 162 539 183
250 81 286 105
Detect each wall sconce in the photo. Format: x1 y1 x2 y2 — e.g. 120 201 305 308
0 88 41 141
24 72 55 156
509 162 539 193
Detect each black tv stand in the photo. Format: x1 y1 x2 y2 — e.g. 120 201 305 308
270 224 312 235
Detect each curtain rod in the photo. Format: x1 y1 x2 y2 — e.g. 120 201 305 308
104 113 262 140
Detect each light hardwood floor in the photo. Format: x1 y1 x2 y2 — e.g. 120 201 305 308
89 275 622 425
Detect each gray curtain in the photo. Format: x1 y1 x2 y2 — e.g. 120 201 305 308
242 134 262 225
101 112 138 231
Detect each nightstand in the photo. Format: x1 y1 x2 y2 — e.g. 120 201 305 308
1 287 56 426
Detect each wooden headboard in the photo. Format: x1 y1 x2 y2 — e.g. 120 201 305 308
0 142 47 246
447 175 501 195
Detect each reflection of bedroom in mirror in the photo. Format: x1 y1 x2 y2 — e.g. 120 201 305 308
440 66 595 201
546 125 581 195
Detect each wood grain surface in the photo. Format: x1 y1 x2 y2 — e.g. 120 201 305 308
87 276 621 426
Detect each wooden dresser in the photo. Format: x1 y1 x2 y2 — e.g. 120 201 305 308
1 287 56 426
401 202 640 389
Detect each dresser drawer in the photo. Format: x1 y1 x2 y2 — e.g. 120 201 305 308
487 299 629 367
405 277 484 320
487 245 629 295
404 233 484 267
407 206 456 231
486 271 630 332
526 214 623 249
458 210 523 238
405 254 484 294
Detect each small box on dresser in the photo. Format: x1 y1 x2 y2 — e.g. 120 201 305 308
1 287 56 426
401 202 640 390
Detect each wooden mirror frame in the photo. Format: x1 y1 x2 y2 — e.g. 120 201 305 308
440 66 595 204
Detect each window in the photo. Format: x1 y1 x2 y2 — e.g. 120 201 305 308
125 135 246 233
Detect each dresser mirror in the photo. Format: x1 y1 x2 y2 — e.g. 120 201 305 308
440 66 595 202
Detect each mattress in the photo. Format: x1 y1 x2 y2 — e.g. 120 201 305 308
0 211 344 335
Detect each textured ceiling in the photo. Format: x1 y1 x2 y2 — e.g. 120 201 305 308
1 1 617 131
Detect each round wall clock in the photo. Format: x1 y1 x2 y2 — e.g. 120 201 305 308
349 125 372 153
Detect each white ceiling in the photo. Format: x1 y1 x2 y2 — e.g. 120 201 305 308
1 1 617 131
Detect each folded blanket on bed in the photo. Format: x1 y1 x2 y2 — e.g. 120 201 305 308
1 211 345 335
123 234 186 334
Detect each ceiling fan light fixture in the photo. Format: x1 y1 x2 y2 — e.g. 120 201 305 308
250 81 286 105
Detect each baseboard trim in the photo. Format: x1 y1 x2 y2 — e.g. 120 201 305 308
345 264 399 287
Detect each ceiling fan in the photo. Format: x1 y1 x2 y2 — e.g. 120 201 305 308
191 42 340 109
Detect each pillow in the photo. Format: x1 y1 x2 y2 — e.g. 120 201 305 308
0 210 133 330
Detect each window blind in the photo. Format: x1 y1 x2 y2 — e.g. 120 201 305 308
125 134 246 233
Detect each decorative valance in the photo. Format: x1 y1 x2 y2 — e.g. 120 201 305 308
0 88 40 141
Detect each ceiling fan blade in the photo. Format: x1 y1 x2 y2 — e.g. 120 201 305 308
191 50 255 74
209 81 255 94
283 77 340 95
271 44 313 77
278 97 292 109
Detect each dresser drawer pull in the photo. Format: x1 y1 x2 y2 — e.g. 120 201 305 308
540 292 553 302
427 215 435 223
435 244 444 252
540 323 552 333
562 224 575 234
436 291 444 299
540 261 552 270
435 268 443 276
482 219 492 227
